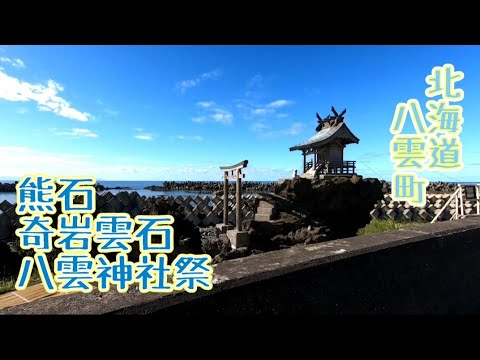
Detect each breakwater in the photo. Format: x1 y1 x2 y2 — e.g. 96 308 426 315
0 183 16 192
380 181 461 194
370 193 478 222
145 181 276 193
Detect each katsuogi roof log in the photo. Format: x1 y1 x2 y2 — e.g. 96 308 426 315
290 107 359 152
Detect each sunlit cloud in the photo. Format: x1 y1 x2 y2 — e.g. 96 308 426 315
0 69 91 121
176 69 222 93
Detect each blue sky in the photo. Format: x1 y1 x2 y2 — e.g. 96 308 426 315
0 45 479 182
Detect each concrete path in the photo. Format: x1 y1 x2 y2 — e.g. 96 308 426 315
0 283 64 310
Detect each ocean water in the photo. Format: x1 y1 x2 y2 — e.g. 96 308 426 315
0 180 275 205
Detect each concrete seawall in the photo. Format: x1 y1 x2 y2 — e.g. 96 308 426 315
2 216 480 314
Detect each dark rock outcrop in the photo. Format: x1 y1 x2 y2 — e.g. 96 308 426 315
95 183 106 191
274 176 384 238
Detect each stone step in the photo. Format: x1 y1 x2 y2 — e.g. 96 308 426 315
255 214 272 222
257 207 274 215
259 200 275 209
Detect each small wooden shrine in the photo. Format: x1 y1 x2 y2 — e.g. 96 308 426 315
289 107 360 179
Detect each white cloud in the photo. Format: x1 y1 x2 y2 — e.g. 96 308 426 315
134 134 153 141
262 122 306 138
176 69 222 93
232 166 299 181
176 135 204 141
0 146 296 181
0 57 25 69
14 59 25 68
197 101 216 108
251 108 273 116
104 108 120 116
247 74 264 88
200 70 221 80
0 70 91 121
212 109 233 124
250 122 268 132
244 74 268 100
194 102 233 125
242 99 294 124
245 90 265 99
16 108 29 115
284 122 305 135
52 128 99 138
0 146 95 177
133 128 154 141
267 99 294 108
96 99 119 117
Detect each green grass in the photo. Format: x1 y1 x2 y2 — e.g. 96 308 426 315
0 277 16 295
0 270 42 295
357 218 426 236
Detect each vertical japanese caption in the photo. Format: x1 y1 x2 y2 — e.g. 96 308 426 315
390 64 464 206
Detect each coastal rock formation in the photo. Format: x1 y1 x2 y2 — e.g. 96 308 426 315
275 176 384 238
95 183 106 191
201 198 333 264
201 229 230 258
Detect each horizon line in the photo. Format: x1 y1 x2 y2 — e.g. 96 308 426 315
1 178 479 184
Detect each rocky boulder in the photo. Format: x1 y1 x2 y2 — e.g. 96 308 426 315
274 176 384 238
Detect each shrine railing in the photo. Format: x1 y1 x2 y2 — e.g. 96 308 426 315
304 161 356 175
315 161 356 175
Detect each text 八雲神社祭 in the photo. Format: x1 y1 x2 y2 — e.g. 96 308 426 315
390 64 464 206
14 175 213 294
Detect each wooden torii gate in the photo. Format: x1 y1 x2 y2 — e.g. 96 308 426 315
218 160 250 249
